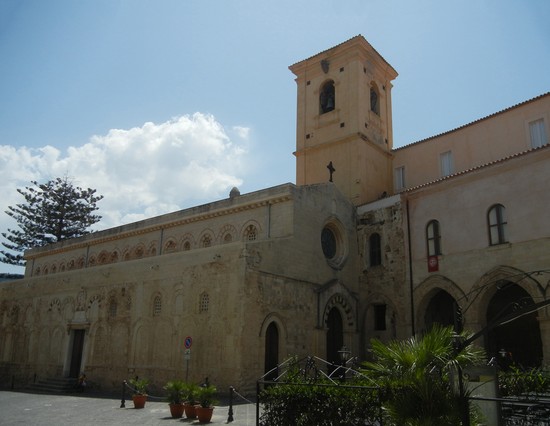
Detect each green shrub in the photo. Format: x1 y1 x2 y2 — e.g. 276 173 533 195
129 377 149 395
499 366 550 397
259 361 380 426
164 380 186 404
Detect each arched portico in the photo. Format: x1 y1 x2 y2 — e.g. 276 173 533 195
424 290 456 330
415 275 466 334
484 282 543 367
453 266 547 367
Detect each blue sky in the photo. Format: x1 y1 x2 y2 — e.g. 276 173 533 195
1 0 549 273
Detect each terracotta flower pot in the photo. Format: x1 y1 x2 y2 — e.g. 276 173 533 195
184 403 197 419
169 402 185 418
132 394 147 409
196 406 214 423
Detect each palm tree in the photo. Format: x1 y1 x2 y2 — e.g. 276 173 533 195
361 325 485 426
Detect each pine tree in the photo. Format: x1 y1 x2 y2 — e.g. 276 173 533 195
1 177 103 266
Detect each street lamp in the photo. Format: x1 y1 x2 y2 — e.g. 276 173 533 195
338 345 351 382
338 345 351 363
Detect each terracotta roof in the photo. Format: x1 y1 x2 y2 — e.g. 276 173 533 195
393 92 550 151
402 143 550 193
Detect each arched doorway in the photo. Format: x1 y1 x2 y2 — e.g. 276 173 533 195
264 322 279 381
326 307 343 365
486 282 543 368
424 290 456 330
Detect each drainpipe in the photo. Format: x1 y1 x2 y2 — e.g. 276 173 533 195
267 203 271 238
85 245 90 268
406 198 415 336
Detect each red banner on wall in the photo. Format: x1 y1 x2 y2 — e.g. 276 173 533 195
428 255 439 272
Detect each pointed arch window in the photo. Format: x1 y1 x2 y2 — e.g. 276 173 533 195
201 234 212 248
153 295 162 316
488 204 507 245
426 220 442 256
164 239 178 253
319 80 335 114
244 224 258 241
109 299 118 318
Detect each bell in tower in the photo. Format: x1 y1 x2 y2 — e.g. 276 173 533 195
320 81 335 113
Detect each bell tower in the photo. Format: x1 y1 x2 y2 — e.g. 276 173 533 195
289 35 398 205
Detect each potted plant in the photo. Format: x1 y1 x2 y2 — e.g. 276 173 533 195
164 380 186 418
129 377 149 409
196 384 217 423
183 382 200 419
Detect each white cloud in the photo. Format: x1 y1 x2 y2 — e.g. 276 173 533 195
0 113 250 269
232 126 250 140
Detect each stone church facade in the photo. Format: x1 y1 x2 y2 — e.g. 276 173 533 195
1 36 549 394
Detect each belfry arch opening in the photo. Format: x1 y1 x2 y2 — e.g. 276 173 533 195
320 80 335 114
486 282 543 368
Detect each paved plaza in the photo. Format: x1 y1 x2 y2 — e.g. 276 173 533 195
0 390 258 426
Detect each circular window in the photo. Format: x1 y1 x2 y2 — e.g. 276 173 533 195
321 227 337 259
320 221 348 269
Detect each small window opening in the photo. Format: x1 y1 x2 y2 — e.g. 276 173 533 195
374 304 387 331
199 292 209 313
369 233 382 266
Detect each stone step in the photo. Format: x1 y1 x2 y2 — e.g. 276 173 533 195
28 377 78 393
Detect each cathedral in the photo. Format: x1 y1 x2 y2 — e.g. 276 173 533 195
1 35 549 394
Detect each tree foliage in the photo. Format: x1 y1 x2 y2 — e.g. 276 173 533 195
1 177 103 266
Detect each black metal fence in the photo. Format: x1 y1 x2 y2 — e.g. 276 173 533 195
256 356 382 426
469 395 550 426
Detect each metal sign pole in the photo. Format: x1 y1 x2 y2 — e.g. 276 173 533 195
184 337 192 382
185 357 189 382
